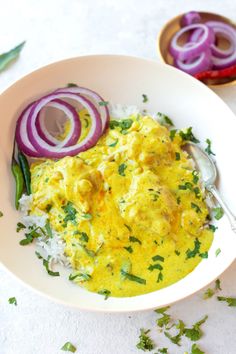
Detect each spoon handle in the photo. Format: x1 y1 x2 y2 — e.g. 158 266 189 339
208 184 236 233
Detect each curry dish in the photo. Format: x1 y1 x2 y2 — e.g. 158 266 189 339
30 112 213 297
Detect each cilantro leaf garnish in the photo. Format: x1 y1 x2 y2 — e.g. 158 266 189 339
69 273 91 281
136 328 154 351
120 269 146 285
118 163 127 176
190 343 205 354
157 112 174 127
157 349 168 354
82 213 92 220
124 246 133 253
175 152 180 161
61 341 77 352
129 236 142 245
43 258 60 277
0 211 3 217
215 248 221 257
217 296 236 307
169 129 177 141
148 263 163 271
152 255 164 262
67 83 78 87
184 315 208 341
99 101 109 106
213 207 224 220
62 202 77 226
108 139 118 147
8 297 17 306
191 202 201 213
98 289 111 300
79 232 89 243
186 238 201 259
142 94 148 103
205 138 215 156
192 170 199 184
179 127 200 143
209 224 218 232
16 222 26 232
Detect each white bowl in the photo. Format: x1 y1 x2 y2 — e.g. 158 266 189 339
0 55 236 312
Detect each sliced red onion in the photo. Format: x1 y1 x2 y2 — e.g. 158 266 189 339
175 49 212 75
35 99 81 147
169 23 215 61
15 103 42 157
27 92 102 158
56 86 110 131
181 11 201 27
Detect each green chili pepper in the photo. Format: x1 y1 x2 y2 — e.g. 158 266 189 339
11 160 24 209
18 151 31 195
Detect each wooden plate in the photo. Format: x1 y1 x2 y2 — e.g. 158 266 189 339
157 12 236 87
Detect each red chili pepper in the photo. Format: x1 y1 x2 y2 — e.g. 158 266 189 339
194 64 236 80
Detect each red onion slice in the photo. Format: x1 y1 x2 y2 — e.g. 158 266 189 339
27 92 102 158
35 99 81 147
175 49 212 75
170 23 215 61
56 86 110 132
15 103 42 157
181 11 201 27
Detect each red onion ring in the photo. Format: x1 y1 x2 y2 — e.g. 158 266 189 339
27 92 102 158
169 23 215 61
175 49 212 75
35 99 81 147
181 11 201 27
15 103 43 157
56 86 110 131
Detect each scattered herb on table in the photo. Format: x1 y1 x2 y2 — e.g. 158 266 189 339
0 41 25 72
155 307 171 328
157 348 168 354
98 289 111 300
184 315 208 341
142 94 148 103
0 211 3 217
190 343 205 354
61 341 77 352
136 329 155 351
164 319 185 346
8 297 17 306
217 296 236 307
213 207 224 220
205 138 215 156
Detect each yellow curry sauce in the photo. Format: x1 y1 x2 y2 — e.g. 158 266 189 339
30 112 213 297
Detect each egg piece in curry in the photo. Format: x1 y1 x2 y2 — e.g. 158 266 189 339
30 111 213 297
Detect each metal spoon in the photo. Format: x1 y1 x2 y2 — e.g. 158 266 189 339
184 142 236 233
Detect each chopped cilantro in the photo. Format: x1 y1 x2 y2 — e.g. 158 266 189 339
215 248 221 257
99 101 109 106
209 224 218 232
118 163 127 176
67 83 78 87
217 296 236 307
142 94 148 103
213 207 224 220
43 258 60 277
110 120 120 129
152 255 164 262
35 251 43 259
157 271 163 282
184 315 208 341
186 238 201 259
19 226 44 245
62 202 77 226
175 250 180 256
108 139 118 147
79 232 89 243
69 273 91 281
82 213 92 220
61 341 77 352
110 118 133 134
176 197 181 205
8 297 17 306
175 152 180 161
45 220 53 238
16 222 26 232
179 127 200 143
129 236 142 245
205 138 215 156
203 288 214 299
148 263 163 271
124 246 133 253
215 279 222 291
199 252 208 259
192 170 199 184
121 269 146 285
157 349 168 354
79 244 96 258
191 202 201 213
155 306 170 314
170 129 177 141
45 204 52 212
124 224 132 232
157 112 174 127
155 307 170 328
0 211 3 217
98 289 111 300
190 344 205 354
136 328 154 351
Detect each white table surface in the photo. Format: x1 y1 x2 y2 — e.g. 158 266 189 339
1 1 236 353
